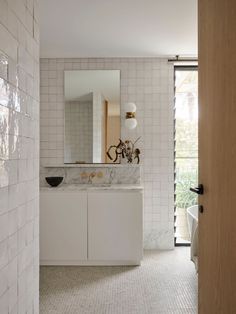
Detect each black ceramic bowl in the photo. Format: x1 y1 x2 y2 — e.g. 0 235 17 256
45 176 63 187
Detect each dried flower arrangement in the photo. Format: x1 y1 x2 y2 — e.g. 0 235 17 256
106 137 141 164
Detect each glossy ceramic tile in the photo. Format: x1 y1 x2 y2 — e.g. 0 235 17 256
0 51 8 81
0 160 9 188
0 187 8 215
0 78 10 107
0 23 18 61
0 0 39 312
0 238 8 269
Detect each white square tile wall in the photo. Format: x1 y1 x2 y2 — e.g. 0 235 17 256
40 58 174 249
0 0 39 313
65 101 93 163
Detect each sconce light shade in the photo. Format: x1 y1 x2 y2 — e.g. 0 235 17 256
125 118 138 130
124 102 136 113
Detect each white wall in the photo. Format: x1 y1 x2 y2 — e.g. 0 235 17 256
40 58 174 249
0 0 40 313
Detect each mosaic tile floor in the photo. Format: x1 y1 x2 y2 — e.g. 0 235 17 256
40 248 197 314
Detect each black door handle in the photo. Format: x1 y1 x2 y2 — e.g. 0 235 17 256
190 184 204 195
199 205 204 213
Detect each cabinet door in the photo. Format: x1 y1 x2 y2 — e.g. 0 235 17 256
88 191 143 262
40 192 87 263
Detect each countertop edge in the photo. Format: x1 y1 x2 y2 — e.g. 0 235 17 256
40 184 144 192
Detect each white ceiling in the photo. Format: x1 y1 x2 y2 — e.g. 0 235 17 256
40 0 197 58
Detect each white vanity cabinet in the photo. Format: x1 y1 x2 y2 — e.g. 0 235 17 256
88 191 143 263
40 191 88 264
40 187 143 265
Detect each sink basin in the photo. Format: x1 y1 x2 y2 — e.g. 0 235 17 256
45 176 63 187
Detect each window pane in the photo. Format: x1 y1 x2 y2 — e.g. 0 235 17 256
175 68 198 244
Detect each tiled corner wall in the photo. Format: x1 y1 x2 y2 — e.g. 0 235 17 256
0 0 39 313
40 58 174 249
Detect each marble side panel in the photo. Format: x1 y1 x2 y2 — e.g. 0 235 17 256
41 165 141 186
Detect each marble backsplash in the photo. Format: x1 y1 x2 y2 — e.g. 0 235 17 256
41 165 141 187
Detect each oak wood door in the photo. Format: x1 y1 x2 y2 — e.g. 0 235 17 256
198 0 236 312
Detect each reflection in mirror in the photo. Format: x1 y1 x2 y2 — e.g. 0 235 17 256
64 70 120 164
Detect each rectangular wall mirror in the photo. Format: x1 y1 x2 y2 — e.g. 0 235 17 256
64 70 120 164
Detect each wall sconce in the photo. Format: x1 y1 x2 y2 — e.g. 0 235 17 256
124 102 137 129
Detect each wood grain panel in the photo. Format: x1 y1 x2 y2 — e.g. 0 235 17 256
198 0 236 312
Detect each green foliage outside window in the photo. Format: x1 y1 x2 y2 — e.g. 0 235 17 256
175 118 198 210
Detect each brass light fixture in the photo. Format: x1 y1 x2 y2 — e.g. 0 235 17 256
124 103 137 129
126 112 136 119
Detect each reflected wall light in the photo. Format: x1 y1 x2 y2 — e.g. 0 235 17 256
124 102 137 129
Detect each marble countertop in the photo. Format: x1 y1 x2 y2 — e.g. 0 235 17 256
40 184 143 192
